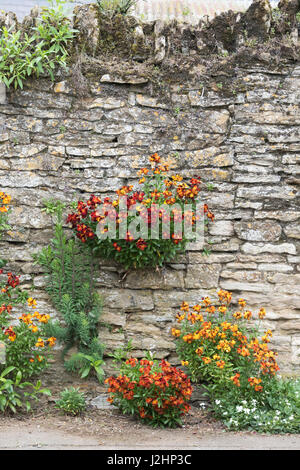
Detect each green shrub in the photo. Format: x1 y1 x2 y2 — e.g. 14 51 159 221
64 352 105 383
0 367 51 414
212 378 300 434
0 271 56 380
0 0 75 89
55 387 86 416
172 289 300 434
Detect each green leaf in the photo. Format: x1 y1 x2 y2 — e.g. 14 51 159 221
80 367 91 379
1 366 15 378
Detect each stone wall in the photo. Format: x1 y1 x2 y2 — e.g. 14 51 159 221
0 1 300 374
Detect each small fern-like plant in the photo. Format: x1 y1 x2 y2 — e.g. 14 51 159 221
35 199 105 375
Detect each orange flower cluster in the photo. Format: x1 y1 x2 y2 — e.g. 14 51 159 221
4 326 16 342
0 191 11 213
105 358 192 426
1 272 20 292
0 271 56 363
172 290 280 393
248 376 263 392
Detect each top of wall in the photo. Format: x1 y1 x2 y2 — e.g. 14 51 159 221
2 0 280 23
0 0 299 97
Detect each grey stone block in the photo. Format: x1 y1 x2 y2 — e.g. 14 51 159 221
0 83 6 105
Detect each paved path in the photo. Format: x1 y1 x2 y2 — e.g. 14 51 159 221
1 0 280 23
0 422 299 450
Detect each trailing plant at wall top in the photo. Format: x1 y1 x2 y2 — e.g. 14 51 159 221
35 200 105 380
66 154 215 270
0 0 76 89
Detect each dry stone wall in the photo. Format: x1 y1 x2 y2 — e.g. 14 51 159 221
0 1 300 375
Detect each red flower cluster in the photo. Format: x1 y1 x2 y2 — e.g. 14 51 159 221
1 272 20 294
66 154 215 269
105 358 192 427
3 326 16 341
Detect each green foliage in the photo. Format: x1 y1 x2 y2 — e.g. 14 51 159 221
35 200 105 374
55 387 86 415
96 0 140 17
0 366 51 414
212 378 300 434
41 198 66 216
172 290 300 434
109 339 134 366
64 352 105 383
206 183 214 192
0 0 76 89
2 321 50 379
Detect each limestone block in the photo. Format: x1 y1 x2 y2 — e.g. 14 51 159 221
284 222 300 240
241 243 296 255
124 269 185 290
0 82 6 105
185 264 221 289
234 221 282 242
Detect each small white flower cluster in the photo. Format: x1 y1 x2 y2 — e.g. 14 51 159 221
213 394 299 433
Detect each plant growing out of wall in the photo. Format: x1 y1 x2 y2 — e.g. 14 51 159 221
66 154 215 270
35 200 105 381
96 0 141 18
0 0 76 89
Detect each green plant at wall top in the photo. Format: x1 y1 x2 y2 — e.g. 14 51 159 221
0 0 76 89
35 199 105 380
96 0 141 18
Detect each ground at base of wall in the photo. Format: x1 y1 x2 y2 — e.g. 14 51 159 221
1 401 300 450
